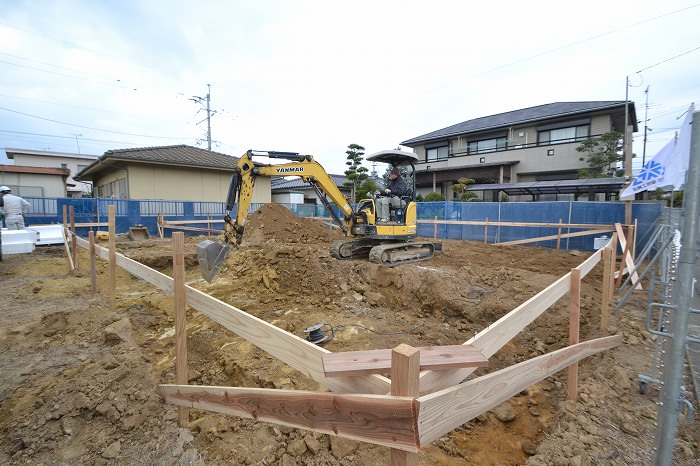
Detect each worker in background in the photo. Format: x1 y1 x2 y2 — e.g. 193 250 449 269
0 186 30 230
376 168 410 222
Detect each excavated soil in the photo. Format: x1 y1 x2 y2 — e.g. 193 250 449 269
0 203 697 465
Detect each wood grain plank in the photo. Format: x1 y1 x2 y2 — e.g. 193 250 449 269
615 223 642 290
323 345 487 377
416 335 622 446
498 228 611 246
417 271 572 394
184 287 392 394
74 233 392 394
160 385 418 452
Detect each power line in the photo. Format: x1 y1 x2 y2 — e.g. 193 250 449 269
0 105 191 139
635 45 700 74
426 3 700 92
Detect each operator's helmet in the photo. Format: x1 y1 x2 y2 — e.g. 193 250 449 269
0 186 10 193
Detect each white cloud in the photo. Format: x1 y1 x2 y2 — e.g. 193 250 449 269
0 0 698 175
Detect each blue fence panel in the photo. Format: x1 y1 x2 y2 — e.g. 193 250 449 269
18 197 663 252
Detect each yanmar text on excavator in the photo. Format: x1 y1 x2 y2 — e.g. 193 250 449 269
197 149 443 282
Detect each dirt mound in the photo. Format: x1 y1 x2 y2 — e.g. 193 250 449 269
242 203 343 244
1 224 698 464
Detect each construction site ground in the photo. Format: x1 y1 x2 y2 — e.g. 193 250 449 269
0 204 698 465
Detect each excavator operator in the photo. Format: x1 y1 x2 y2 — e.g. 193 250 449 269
377 168 410 222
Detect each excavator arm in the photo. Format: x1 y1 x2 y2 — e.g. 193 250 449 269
198 150 355 282
224 150 354 243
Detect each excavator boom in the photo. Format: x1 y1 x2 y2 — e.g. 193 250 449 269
197 150 353 282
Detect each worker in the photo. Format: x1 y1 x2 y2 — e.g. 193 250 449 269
0 186 30 230
376 168 410 222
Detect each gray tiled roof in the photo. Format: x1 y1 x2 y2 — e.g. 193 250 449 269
401 101 629 145
101 145 238 169
271 174 350 190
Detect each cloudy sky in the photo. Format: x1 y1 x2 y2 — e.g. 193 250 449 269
1 0 698 175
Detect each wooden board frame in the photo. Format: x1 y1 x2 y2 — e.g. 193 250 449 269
70 231 620 459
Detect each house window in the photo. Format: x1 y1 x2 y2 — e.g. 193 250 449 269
467 136 507 155
97 178 127 199
538 124 589 145
426 145 448 162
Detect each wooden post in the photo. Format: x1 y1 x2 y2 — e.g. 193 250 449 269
616 225 634 288
608 234 617 305
600 247 611 331
567 268 581 401
62 204 68 229
390 344 419 466
207 213 211 237
108 205 116 313
70 206 77 269
484 217 488 244
89 231 97 294
157 214 164 239
631 219 637 261
172 232 189 427
556 218 563 251
433 216 437 240
62 227 74 272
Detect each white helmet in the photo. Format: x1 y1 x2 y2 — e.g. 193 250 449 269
0 186 10 193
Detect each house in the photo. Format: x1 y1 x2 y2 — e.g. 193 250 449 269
75 145 270 203
0 164 71 197
271 174 351 204
401 101 637 201
4 148 98 197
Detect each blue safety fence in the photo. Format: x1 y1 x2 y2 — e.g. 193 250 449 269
20 197 662 251
416 201 662 251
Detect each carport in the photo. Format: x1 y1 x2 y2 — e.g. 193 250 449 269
468 178 626 201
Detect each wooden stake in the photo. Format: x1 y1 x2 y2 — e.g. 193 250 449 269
207 213 211 237
567 269 581 401
556 218 563 251
69 206 77 269
172 232 189 427
601 247 611 331
390 344 419 466
608 233 617 305
433 216 437 240
89 231 97 294
484 217 488 244
108 205 116 313
631 219 637 261
62 228 74 272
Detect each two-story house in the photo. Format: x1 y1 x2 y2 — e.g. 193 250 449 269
4 148 98 197
401 101 637 201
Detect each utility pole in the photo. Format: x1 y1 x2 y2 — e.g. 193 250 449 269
623 76 633 223
642 86 650 166
191 84 213 150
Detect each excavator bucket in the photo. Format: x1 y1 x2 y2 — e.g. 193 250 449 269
197 240 232 283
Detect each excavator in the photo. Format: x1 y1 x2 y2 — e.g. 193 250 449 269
197 149 442 282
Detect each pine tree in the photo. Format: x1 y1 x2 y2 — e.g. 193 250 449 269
343 144 369 201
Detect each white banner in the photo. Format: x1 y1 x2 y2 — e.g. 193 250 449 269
621 103 694 197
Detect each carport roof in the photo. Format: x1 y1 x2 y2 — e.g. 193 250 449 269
468 178 625 196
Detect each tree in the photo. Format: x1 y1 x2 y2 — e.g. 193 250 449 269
356 179 380 200
343 144 369 200
576 131 624 178
420 192 445 202
450 177 479 202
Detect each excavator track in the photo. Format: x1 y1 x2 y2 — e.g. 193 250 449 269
368 242 435 267
330 238 379 260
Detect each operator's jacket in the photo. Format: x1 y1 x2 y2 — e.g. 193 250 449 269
1 193 30 225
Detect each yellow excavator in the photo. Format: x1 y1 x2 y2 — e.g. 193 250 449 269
197 149 442 282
